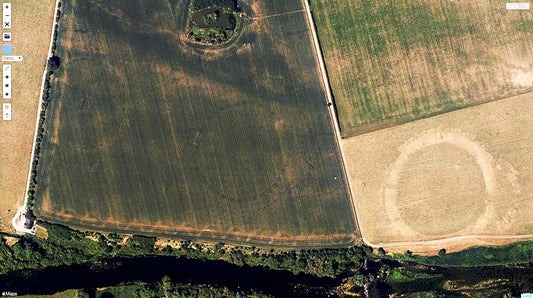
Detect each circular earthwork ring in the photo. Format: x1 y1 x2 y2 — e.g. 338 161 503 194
382 130 497 238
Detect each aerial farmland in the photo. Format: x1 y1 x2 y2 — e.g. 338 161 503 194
311 0 533 136
4 0 533 295
23 0 533 255
33 0 356 246
310 0 533 253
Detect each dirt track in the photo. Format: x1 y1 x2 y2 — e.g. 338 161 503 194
376 234 533 255
301 0 362 240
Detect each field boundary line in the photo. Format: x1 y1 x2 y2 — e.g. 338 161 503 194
346 87 533 139
374 234 533 248
15 0 60 232
34 211 357 249
243 9 305 20
301 0 362 243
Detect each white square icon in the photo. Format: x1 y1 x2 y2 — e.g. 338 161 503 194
3 32 10 41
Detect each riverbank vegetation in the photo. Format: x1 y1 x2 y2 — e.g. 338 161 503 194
0 222 367 278
97 278 264 298
2 221 533 296
386 241 533 267
20 281 260 298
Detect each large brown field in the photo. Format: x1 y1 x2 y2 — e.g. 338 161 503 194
33 0 357 247
0 0 56 232
342 91 533 253
311 0 533 137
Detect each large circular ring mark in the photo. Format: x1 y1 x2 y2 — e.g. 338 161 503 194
383 130 497 238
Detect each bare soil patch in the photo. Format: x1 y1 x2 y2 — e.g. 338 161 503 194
3 236 19 247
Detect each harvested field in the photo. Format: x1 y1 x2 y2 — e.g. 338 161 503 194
0 0 56 232
342 92 533 253
311 0 533 136
33 0 356 247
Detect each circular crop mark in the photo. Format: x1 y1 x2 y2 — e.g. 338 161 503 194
396 144 486 235
383 131 497 238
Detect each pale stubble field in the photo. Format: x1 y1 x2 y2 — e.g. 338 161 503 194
0 0 55 232
342 92 533 253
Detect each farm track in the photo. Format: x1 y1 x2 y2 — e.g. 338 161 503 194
242 9 305 20
10 0 60 233
36 211 356 249
302 0 362 241
377 234 533 248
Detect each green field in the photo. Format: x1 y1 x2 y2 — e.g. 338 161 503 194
33 0 356 246
311 0 533 137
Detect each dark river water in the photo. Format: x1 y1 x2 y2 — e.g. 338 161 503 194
5 254 530 296
0 256 345 297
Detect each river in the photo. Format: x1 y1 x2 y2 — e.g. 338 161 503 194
0 256 344 296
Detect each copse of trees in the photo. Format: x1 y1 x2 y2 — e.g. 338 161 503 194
192 0 237 11
47 56 61 71
438 248 446 257
187 0 240 45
